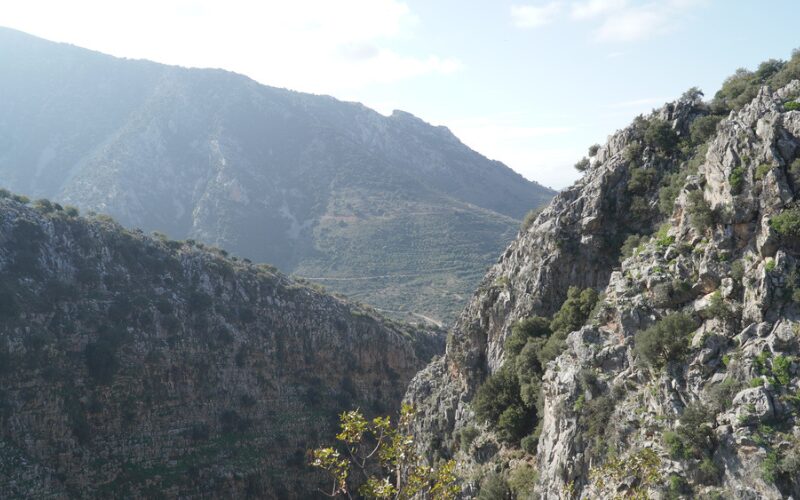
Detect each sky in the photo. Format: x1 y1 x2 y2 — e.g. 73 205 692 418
2 0 798 189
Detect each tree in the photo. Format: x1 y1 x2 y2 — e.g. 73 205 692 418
634 312 696 368
311 404 459 499
681 86 704 102
644 119 679 152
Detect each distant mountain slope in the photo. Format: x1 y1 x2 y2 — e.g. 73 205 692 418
0 193 442 498
0 27 555 325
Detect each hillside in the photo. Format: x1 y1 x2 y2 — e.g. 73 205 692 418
0 193 443 498
0 27 555 325
406 54 800 498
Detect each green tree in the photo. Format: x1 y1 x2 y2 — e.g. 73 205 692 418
635 313 696 368
311 404 459 499
644 119 679 152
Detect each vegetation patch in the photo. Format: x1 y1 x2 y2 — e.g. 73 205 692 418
473 287 599 447
635 313 696 368
770 208 800 238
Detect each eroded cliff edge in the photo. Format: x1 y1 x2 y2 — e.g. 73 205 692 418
407 79 800 499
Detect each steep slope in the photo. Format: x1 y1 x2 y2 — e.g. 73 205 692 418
407 57 800 498
535 78 800 500
0 194 443 498
0 27 555 325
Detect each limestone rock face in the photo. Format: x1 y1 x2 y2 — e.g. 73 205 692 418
408 81 800 498
0 198 443 498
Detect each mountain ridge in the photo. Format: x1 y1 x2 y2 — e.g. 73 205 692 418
0 26 555 325
0 191 443 497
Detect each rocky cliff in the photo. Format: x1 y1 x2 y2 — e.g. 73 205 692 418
407 60 800 497
0 27 555 325
0 195 443 498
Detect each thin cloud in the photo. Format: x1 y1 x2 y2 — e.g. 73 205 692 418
570 0 628 19
510 2 563 28
593 0 709 42
512 0 710 43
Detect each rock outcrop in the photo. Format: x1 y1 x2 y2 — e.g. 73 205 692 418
0 196 443 498
407 80 800 498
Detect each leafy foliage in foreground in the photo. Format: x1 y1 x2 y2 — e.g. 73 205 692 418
589 448 663 500
311 405 459 499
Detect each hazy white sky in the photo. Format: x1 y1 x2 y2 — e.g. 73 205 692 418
3 0 799 188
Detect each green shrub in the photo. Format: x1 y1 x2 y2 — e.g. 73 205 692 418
689 115 723 145
668 474 690 496
698 457 721 485
645 119 679 152
729 166 745 194
628 167 657 194
497 405 531 443
508 462 538 497
588 144 601 156
663 431 685 459
549 287 599 337
770 208 800 238
790 158 800 184
708 377 744 412
635 313 696 368
657 233 675 247
521 206 543 232
778 445 800 480
459 425 480 451
581 395 614 445
619 234 644 260
771 355 791 386
629 196 650 221
33 199 55 213
478 472 510 500
785 101 800 111
658 170 686 216
707 291 733 320
505 316 550 358
679 403 715 458
755 163 773 181
575 157 590 172
473 367 532 443
763 450 780 483
731 260 745 281
475 287 599 448
520 433 538 454
687 190 714 232
765 258 776 272
624 140 643 164
540 287 599 366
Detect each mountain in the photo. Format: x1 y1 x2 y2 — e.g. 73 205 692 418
0 193 443 498
406 55 800 497
0 27 555 326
